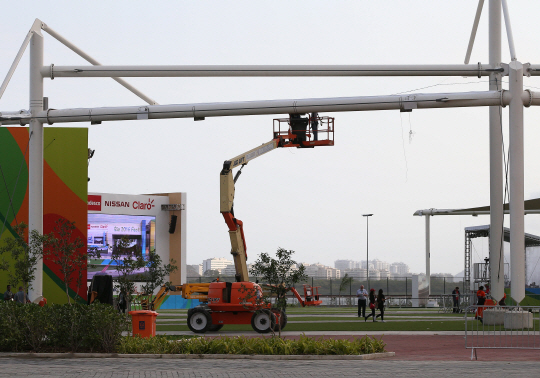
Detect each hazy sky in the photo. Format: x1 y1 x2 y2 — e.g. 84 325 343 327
3 1 540 276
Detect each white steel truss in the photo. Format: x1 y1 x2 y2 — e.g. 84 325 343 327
0 0 531 304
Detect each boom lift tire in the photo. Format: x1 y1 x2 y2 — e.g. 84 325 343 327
271 309 288 332
207 324 224 332
187 307 212 333
251 309 276 334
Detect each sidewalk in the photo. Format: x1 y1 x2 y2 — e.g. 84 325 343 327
156 331 540 361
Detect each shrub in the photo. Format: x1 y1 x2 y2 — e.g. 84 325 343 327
117 335 386 355
0 301 128 353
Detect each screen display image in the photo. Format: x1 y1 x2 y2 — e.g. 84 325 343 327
87 213 156 279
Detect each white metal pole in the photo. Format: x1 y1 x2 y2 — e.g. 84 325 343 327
488 0 505 303
41 23 158 105
501 0 517 61
508 60 525 304
43 64 499 78
464 0 485 64
0 90 515 126
28 28 44 302
425 214 431 295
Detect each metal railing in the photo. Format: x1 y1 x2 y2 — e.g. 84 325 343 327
465 305 540 359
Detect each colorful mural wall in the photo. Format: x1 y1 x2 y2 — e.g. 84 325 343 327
0 127 87 304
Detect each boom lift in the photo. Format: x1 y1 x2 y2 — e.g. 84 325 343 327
186 114 332 334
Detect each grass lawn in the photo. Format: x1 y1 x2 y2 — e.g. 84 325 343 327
157 319 468 332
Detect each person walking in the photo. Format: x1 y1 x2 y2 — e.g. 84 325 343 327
356 284 368 318
13 286 29 304
452 286 460 313
375 289 386 322
365 288 377 322
3 285 14 301
476 285 487 322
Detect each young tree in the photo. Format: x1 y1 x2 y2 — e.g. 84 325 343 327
338 273 353 306
43 219 89 304
110 236 145 307
137 250 177 308
249 247 307 336
0 222 47 297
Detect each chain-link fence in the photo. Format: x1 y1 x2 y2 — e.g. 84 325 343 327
186 276 465 296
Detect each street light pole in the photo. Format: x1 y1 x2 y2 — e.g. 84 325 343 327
363 214 373 289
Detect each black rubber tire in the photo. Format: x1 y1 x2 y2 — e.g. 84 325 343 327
207 324 224 332
187 307 211 334
271 309 288 332
251 309 276 334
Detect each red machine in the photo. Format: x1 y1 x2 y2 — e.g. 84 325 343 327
187 114 331 334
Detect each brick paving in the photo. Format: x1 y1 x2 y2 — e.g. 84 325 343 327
0 358 539 377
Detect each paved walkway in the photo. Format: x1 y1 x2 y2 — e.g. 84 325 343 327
0 358 538 377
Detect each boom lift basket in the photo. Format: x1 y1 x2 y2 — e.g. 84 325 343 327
273 115 334 148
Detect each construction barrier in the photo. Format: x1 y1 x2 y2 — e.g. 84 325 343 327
465 305 540 360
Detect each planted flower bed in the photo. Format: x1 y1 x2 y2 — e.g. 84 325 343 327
118 335 386 355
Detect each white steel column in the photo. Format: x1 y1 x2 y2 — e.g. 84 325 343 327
28 26 44 301
425 214 431 294
508 60 525 304
488 0 505 303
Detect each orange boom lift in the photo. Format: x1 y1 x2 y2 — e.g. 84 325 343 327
186 114 333 333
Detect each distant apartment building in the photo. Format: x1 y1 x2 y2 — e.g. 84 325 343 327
187 264 203 276
372 259 389 271
221 264 237 276
390 262 410 276
202 257 234 274
342 269 367 280
334 260 355 271
304 263 340 278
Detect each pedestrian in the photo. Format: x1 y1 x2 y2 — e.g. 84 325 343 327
375 289 386 322
356 284 368 318
3 285 14 301
13 286 29 304
452 286 460 313
118 289 127 313
365 288 377 322
476 285 486 322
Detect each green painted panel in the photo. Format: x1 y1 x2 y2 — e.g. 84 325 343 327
43 264 85 304
44 128 88 202
0 129 28 226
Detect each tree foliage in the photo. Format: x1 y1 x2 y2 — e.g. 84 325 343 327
0 223 47 295
138 250 177 306
249 247 307 311
43 219 95 304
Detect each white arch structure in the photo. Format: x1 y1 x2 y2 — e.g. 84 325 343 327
0 0 532 303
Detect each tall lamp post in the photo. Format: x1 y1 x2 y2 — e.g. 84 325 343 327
363 214 373 288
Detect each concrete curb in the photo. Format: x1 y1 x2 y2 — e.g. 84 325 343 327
0 352 395 360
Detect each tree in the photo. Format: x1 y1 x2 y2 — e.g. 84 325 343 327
0 222 47 296
137 250 177 307
249 247 307 336
43 219 92 304
110 236 145 303
338 273 353 306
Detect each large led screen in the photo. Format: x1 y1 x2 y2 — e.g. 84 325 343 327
87 213 156 279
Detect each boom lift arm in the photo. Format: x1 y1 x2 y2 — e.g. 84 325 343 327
219 114 334 283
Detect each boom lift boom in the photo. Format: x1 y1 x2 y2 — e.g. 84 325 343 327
186 114 332 333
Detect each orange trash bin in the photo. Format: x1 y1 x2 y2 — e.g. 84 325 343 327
129 310 159 338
